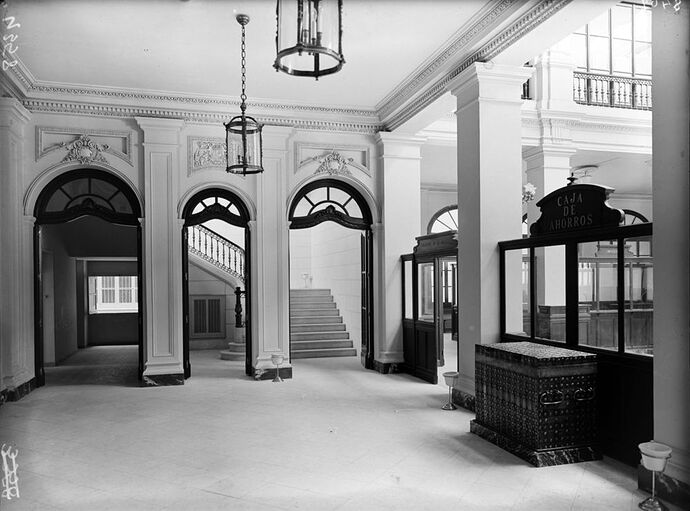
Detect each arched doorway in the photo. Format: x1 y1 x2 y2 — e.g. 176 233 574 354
33 169 143 386
181 189 251 377
288 179 374 369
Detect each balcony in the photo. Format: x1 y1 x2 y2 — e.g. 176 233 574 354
573 71 652 111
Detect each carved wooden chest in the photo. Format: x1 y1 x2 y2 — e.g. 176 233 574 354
471 342 600 466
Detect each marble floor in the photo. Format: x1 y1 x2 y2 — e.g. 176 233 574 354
0 346 681 511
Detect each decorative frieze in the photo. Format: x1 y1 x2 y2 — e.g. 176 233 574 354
295 143 370 177
187 136 226 174
36 127 132 165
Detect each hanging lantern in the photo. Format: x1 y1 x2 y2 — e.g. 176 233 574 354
226 14 264 175
274 0 344 80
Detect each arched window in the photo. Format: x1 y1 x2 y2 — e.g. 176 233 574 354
427 205 457 234
289 179 371 230
182 189 249 227
35 169 140 225
622 209 649 225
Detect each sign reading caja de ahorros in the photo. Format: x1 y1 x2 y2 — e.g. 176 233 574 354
530 183 623 236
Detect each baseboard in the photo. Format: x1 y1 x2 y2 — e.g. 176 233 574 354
373 360 401 374
252 366 293 381
142 373 185 386
638 465 690 510
452 388 475 412
6 378 38 401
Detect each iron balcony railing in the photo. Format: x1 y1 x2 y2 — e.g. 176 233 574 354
188 224 245 281
573 71 652 110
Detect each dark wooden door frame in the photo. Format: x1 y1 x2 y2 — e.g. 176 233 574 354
181 189 252 378
288 179 375 370
32 169 143 385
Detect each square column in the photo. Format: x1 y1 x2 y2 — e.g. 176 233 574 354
449 63 533 397
0 98 34 397
136 117 185 386
251 126 293 379
524 145 575 306
375 133 423 367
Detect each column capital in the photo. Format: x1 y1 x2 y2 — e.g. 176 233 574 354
0 98 31 134
135 117 185 145
523 144 577 163
375 133 425 160
448 62 534 109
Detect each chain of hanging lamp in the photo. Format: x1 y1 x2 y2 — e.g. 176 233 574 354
239 18 247 116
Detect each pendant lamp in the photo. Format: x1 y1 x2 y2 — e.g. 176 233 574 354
226 14 264 175
274 0 344 80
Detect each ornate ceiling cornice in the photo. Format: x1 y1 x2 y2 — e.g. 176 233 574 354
4 1 571 136
383 0 572 131
377 0 518 119
21 98 384 134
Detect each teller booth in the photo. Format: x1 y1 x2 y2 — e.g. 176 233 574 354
498 183 653 465
400 231 458 384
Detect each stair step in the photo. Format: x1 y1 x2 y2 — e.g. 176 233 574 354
291 301 337 309
291 331 350 341
291 309 340 317
291 340 354 350
224 342 245 353
220 350 244 361
290 295 334 304
291 348 357 359
291 323 346 333
291 316 343 325
290 289 331 296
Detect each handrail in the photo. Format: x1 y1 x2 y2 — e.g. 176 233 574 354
188 224 245 281
573 71 652 110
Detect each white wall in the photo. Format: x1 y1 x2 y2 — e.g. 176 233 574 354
290 223 362 351
188 262 242 350
421 143 457 234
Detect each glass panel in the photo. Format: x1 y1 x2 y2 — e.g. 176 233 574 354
417 262 434 322
624 236 653 355
535 246 566 342
45 190 70 212
579 241 618 351
612 39 633 75
634 41 652 76
344 200 362 219
589 36 610 72
588 10 610 37
61 178 89 199
403 259 413 320
293 199 311 218
571 33 587 69
505 248 530 337
634 5 652 42
611 5 632 40
90 179 117 200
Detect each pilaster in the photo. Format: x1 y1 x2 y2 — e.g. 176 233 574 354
135 117 185 385
252 126 293 378
375 133 424 364
449 63 533 396
0 99 33 395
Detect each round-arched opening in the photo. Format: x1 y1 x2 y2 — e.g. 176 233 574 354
289 178 372 230
181 188 252 378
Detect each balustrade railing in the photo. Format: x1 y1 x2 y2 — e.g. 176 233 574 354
573 71 652 110
188 224 244 281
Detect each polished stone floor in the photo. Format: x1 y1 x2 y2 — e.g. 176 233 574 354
0 346 681 511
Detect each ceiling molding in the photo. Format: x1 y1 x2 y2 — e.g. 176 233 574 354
383 0 572 131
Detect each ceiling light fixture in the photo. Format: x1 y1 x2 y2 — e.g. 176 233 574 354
273 0 344 80
226 14 263 175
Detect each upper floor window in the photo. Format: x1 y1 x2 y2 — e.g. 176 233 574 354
571 2 652 78
428 206 458 234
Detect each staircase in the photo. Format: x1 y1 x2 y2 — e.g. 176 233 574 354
290 289 357 359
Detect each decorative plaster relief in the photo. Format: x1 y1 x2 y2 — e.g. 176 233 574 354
36 127 132 165
296 144 369 177
188 136 226 174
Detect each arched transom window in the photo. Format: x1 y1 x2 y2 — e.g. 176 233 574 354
182 189 249 227
35 169 140 225
289 179 371 230
428 205 458 234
